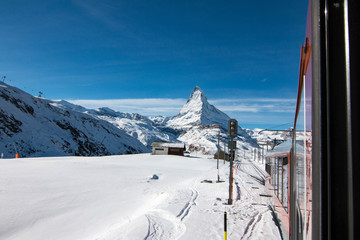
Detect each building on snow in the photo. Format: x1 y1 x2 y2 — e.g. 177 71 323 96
151 142 185 156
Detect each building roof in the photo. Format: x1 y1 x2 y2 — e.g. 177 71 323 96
265 139 304 157
151 142 185 148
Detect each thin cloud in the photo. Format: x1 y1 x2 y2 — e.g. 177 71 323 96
68 97 295 116
209 98 295 114
73 0 122 30
68 98 186 116
67 97 296 129
209 98 296 104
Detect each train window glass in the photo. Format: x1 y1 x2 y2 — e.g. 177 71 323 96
294 75 307 238
294 64 312 239
264 144 291 212
283 156 288 165
283 156 289 212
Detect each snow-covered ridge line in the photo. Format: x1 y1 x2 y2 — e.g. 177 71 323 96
1 83 267 157
0 82 148 157
71 86 259 155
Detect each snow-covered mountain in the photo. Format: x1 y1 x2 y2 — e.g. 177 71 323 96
52 101 180 149
61 86 259 155
81 107 180 149
166 86 230 130
65 86 259 155
248 128 293 143
1 83 259 157
160 86 258 154
0 82 148 158
245 127 293 151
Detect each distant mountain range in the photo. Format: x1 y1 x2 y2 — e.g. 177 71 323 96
0 82 148 157
1 82 284 158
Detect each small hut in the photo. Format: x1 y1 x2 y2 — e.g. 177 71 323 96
151 142 185 156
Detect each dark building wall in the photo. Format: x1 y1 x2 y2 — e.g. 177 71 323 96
168 147 184 156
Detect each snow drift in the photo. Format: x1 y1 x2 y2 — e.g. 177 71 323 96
0 153 284 240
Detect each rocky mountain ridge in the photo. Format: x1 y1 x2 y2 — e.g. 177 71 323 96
81 86 259 154
1 83 261 157
0 82 148 157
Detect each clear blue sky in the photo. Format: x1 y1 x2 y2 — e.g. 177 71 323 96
1 0 308 129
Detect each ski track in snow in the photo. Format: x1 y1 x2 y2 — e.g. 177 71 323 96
144 188 198 240
176 188 198 221
235 181 241 201
144 209 185 240
240 210 266 240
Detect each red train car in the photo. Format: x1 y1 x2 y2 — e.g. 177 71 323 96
265 0 359 239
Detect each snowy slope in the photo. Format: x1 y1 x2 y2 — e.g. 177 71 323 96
62 86 258 155
0 154 284 240
163 87 258 154
93 109 179 148
55 101 180 149
166 86 230 130
249 128 292 142
246 128 293 151
1 83 259 157
0 82 148 158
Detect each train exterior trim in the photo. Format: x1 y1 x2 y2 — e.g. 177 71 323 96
264 0 359 239
266 1 313 239
311 0 359 239
289 2 313 238
265 141 291 235
265 140 308 238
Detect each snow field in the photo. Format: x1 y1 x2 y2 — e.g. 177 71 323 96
0 154 283 240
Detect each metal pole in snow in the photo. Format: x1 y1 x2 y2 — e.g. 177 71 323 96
228 138 234 205
217 131 220 169
224 211 227 240
224 139 227 164
217 131 220 181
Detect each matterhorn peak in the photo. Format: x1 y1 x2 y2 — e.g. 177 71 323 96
180 86 208 115
188 86 207 103
167 86 230 130
192 86 204 94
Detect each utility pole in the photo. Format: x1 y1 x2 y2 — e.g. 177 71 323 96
228 119 237 205
217 130 220 182
223 139 226 164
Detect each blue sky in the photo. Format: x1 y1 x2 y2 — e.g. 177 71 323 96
1 0 308 129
